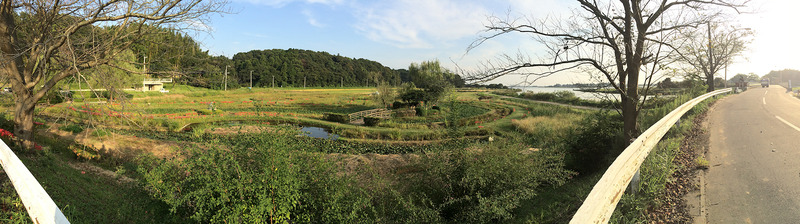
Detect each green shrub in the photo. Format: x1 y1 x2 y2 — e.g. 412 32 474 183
392 101 419 109
363 116 382 127
140 135 381 223
196 109 213 115
43 90 70 104
404 141 573 223
59 123 85 134
415 107 428 116
195 109 223 116
160 119 181 130
393 109 416 117
566 112 625 174
91 129 111 137
100 90 133 100
322 113 350 123
69 144 101 161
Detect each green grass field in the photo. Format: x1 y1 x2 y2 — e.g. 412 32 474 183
1 85 643 223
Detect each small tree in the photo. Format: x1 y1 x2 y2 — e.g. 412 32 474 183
373 81 395 108
676 21 752 92
408 60 455 106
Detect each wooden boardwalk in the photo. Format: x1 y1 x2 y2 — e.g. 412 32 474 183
348 108 391 124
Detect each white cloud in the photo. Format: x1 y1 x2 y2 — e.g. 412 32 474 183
353 0 489 48
302 9 325 27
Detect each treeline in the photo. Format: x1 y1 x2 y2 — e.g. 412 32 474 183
231 49 400 88
129 26 233 89
130 29 471 89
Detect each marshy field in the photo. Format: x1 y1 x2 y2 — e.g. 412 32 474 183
0 84 708 223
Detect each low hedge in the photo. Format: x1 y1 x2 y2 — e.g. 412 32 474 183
323 113 350 123
394 109 416 117
363 116 383 127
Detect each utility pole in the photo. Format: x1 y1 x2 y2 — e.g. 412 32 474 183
143 56 147 74
224 65 228 91
249 70 253 88
304 76 306 88
341 77 343 88
724 62 728 88
272 75 275 88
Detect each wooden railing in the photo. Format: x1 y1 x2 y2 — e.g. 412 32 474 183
570 88 731 223
348 108 391 123
0 140 70 223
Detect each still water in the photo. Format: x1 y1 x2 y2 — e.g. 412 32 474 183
300 126 339 140
510 86 616 101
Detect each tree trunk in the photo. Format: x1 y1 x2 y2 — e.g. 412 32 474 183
707 73 716 92
621 96 639 141
12 96 35 149
622 61 641 141
1 1 35 150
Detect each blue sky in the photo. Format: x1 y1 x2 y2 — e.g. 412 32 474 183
195 0 799 86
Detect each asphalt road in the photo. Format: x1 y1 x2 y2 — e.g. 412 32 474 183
706 85 800 223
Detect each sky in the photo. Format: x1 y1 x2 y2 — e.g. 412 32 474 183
194 0 800 86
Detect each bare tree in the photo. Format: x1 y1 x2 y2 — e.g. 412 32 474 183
0 0 228 149
676 21 751 92
464 0 745 140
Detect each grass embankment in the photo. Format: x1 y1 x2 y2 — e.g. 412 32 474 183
0 128 185 223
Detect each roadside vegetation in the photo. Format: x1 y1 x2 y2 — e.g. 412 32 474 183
0 72 634 223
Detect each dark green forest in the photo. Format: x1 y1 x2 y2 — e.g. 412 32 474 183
232 49 400 88
131 29 431 89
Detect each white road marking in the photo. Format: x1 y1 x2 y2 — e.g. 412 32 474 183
763 97 766 105
764 90 768 96
776 116 800 133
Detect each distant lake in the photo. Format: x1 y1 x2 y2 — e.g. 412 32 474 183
510 86 616 101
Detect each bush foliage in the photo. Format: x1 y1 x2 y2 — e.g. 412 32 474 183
139 130 573 223
322 113 350 123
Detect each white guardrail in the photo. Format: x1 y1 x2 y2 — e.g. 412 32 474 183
0 141 70 223
570 88 731 223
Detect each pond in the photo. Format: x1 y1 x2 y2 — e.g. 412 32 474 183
300 126 339 140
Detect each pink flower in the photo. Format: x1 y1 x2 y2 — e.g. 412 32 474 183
81 171 85 174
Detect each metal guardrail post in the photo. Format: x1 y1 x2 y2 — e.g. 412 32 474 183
0 141 70 224
569 88 730 224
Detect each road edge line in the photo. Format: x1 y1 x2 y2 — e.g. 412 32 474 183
775 116 800 133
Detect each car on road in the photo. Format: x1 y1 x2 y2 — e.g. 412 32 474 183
761 78 770 88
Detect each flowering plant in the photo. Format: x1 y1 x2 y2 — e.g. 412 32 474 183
0 128 43 151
